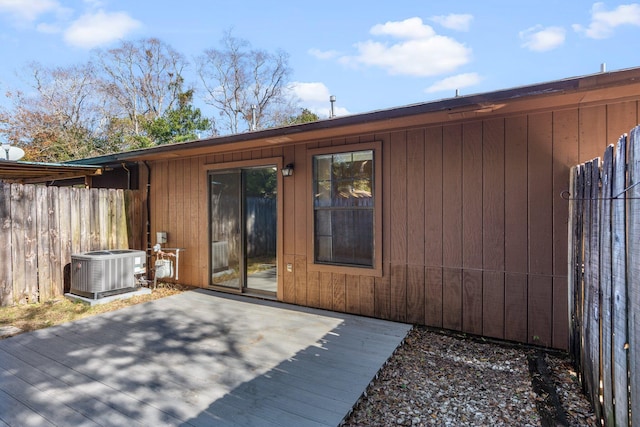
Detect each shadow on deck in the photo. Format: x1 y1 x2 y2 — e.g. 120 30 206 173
0 289 410 427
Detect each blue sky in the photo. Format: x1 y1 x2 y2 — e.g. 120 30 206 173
1 1 640 118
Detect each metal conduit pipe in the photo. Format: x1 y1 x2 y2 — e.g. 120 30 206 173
143 161 152 251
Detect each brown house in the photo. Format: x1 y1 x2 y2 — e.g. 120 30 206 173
75 67 640 350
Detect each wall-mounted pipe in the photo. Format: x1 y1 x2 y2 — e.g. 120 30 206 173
121 162 131 189
143 161 151 250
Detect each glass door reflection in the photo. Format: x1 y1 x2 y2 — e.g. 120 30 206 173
209 166 277 294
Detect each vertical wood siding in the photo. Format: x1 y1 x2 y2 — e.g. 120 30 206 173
390 131 408 323
441 124 463 332
504 115 529 343
406 128 425 324
462 121 483 336
482 118 505 339
146 101 638 350
528 112 554 346
424 127 444 328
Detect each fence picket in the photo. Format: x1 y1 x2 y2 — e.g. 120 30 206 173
573 164 585 378
599 145 614 426
612 134 629 426
99 188 109 249
48 186 61 298
36 185 52 300
124 190 141 249
23 184 38 302
567 166 577 361
588 158 602 421
0 183 12 305
79 188 90 253
582 160 594 398
11 184 27 304
629 126 640 426
108 189 121 248
58 187 72 294
115 189 128 248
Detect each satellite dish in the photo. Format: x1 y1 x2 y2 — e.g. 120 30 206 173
1 145 25 161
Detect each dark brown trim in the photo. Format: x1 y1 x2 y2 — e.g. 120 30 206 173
306 141 383 277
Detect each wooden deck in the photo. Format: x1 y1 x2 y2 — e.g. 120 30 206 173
0 290 411 426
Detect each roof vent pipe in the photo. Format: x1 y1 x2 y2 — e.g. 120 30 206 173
601 63 607 73
250 104 257 131
330 95 336 118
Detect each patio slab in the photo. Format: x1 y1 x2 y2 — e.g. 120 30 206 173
0 289 411 426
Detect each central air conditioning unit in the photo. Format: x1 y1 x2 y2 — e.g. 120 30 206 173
70 249 146 299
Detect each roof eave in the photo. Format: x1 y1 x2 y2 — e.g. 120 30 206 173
0 161 102 184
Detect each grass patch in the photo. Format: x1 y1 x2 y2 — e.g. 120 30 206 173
0 283 191 336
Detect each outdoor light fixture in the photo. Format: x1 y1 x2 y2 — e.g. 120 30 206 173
281 163 294 177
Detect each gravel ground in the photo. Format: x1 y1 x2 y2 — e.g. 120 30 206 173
342 326 598 427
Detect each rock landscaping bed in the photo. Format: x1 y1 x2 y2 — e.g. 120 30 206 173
343 326 597 427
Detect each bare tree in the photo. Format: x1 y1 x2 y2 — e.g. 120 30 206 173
0 34 298 161
93 38 188 138
31 62 104 134
0 62 104 161
196 30 294 134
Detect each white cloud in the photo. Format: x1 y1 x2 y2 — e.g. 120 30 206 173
430 14 473 32
308 48 341 60
36 22 61 34
290 81 349 117
63 10 141 48
291 81 331 103
83 0 105 7
573 2 640 39
340 17 471 77
519 25 566 51
0 0 64 23
425 73 481 94
0 0 137 48
370 16 436 39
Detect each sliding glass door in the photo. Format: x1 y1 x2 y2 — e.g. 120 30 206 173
209 166 277 295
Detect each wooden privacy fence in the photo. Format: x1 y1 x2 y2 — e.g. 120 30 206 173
568 125 640 426
0 183 144 306
246 197 276 258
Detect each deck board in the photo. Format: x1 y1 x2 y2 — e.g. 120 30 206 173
0 290 410 426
